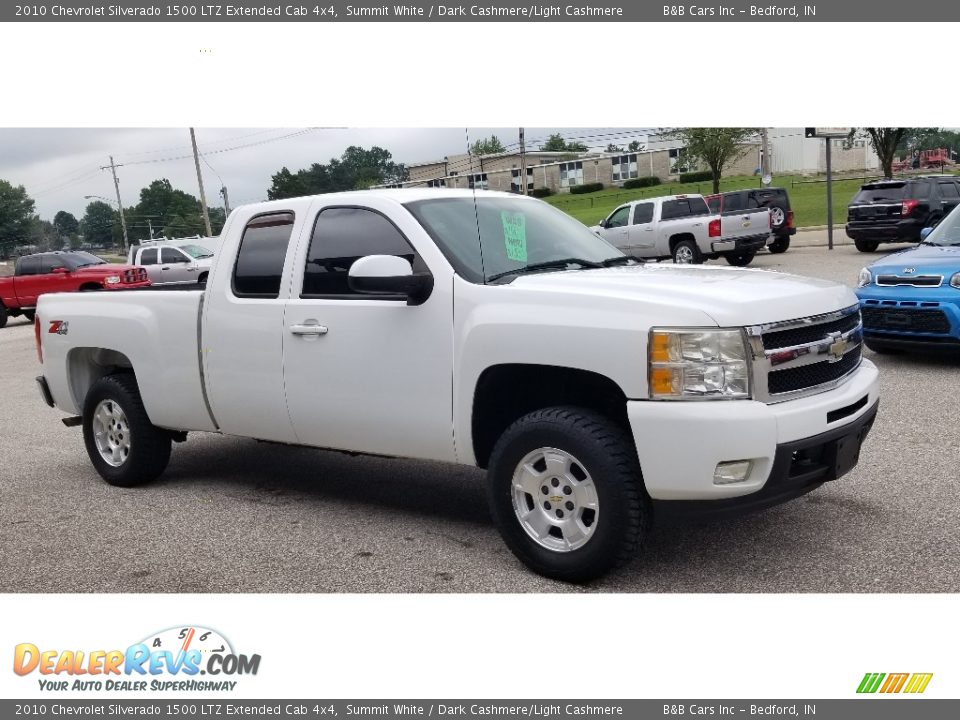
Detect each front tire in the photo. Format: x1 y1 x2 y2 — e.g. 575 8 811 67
854 239 880 253
725 251 756 267
487 407 650 582
672 239 703 265
22 309 35 322
82 374 171 487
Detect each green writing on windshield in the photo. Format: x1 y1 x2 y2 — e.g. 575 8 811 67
501 211 528 262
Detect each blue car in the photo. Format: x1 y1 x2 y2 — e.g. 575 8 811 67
856 211 960 352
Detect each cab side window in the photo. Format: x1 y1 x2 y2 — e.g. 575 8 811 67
140 249 159 266
161 247 188 264
40 256 68 273
606 206 630 228
632 203 654 224
232 212 296 298
302 206 423 298
17 257 41 276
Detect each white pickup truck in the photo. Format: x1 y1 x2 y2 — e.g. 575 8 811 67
591 193 771 266
35 189 879 582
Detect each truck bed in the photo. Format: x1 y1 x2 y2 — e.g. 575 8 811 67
37 289 217 433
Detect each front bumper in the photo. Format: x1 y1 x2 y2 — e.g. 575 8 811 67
857 288 960 346
711 233 770 254
626 359 879 502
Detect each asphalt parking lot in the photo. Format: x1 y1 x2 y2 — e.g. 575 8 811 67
2 243 959 593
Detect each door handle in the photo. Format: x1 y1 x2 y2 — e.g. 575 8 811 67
290 324 328 336
161 266 170 270
187 267 197 272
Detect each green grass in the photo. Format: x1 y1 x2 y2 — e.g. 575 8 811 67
545 173 929 228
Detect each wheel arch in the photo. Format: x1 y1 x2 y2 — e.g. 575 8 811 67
668 232 697 253
471 363 631 469
67 347 137 416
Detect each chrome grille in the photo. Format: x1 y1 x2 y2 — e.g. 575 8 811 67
747 304 863 403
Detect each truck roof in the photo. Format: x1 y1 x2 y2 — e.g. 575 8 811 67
237 188 531 214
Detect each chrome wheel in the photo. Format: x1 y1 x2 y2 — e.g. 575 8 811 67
770 207 786 227
511 447 599 553
92 399 131 468
674 245 695 264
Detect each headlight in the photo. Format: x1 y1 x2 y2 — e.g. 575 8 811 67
951 272 960 289
857 267 872 288
104 275 121 285
648 329 750 400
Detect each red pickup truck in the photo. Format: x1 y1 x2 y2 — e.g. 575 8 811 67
0 251 150 328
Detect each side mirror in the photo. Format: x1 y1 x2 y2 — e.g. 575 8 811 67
51 267 69 274
598 220 608 229
920 227 934 240
348 255 433 305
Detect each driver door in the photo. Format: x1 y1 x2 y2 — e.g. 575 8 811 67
598 205 631 250
627 202 656 250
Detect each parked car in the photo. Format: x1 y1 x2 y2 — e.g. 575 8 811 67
0 250 149 328
856 208 960 352
591 193 770 266
127 241 215 286
35 189 878 582
846 176 960 252
706 187 795 254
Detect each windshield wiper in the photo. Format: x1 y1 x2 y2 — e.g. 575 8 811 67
601 255 642 267
487 257 603 283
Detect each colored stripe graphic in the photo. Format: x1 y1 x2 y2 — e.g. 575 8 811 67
857 673 885 693
904 673 933 694
857 672 932 694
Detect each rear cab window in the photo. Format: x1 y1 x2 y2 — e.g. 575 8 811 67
661 197 710 220
232 212 296 298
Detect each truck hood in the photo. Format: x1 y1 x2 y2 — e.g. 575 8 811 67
509 263 857 326
867 243 960 276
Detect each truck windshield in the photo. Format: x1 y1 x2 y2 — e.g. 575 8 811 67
405 196 625 284
64 251 107 269
177 244 214 259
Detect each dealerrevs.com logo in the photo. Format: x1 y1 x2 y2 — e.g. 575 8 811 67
13 626 261 693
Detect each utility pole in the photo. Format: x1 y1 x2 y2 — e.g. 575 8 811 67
519 127 528 195
106 156 129 250
190 127 213 237
825 138 834 250
760 127 771 184
147 219 154 239
220 186 230 215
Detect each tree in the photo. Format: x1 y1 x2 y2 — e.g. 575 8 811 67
0 180 36 255
540 133 588 153
628 140 644 152
667 128 758 193
605 143 623 153
267 146 408 200
80 201 118 247
471 135 507 156
857 128 912 179
53 210 80 247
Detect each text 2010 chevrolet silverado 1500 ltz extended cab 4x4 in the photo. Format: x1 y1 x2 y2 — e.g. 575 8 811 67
35 189 879 581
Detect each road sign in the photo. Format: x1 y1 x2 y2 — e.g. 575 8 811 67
805 127 852 138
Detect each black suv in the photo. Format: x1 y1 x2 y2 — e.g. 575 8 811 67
846 176 960 252
706 187 795 254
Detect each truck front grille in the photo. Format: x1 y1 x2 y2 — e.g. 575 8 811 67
748 305 863 403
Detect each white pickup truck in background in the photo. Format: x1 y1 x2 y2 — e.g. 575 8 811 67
591 193 771 266
35 189 878 582
126 239 216 286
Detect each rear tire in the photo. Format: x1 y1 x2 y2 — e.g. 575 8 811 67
767 237 790 254
82 374 171 487
854 239 880 253
0 303 7 329
487 406 650 582
672 239 703 265
725 251 756 267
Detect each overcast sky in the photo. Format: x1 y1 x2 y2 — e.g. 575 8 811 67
0 127 653 220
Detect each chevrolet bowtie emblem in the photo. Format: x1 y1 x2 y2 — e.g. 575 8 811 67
828 335 847 362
